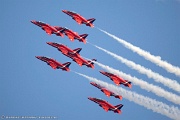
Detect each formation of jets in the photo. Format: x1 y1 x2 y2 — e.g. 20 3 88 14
31 21 88 44
32 10 132 115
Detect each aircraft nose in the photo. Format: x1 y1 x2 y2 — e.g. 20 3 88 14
31 20 36 24
46 42 52 45
88 97 93 101
46 42 59 48
35 56 41 59
90 82 94 85
99 71 104 74
62 10 67 13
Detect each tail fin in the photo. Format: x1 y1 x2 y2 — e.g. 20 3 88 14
87 18 96 24
124 80 132 88
62 62 71 68
73 48 82 54
86 59 97 68
78 34 88 43
86 18 96 27
126 80 131 84
53 26 65 37
115 104 123 110
92 59 97 61
79 34 88 39
90 59 97 65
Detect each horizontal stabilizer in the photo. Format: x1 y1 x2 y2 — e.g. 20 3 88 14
92 59 97 62
87 18 96 24
124 80 131 84
79 34 88 39
62 62 71 68
126 80 131 85
115 104 123 110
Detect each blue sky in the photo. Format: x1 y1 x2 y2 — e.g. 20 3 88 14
1 0 180 120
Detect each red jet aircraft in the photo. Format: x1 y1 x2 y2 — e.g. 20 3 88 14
90 82 122 100
36 56 71 71
31 20 65 37
88 97 123 114
46 42 81 58
62 10 96 27
63 27 88 43
46 42 96 69
100 71 132 88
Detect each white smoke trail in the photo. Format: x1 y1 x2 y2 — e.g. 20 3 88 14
97 28 180 77
74 72 180 120
92 44 180 93
94 61 180 105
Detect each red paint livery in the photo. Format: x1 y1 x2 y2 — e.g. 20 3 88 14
62 10 95 27
31 20 65 37
90 82 122 100
36 56 71 71
88 97 123 114
100 71 132 88
63 27 88 43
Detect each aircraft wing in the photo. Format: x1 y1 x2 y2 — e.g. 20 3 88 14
49 62 57 69
112 78 120 86
66 33 75 41
73 16 82 24
61 49 69 55
73 57 83 66
100 105 109 112
101 88 111 97
42 26 52 35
